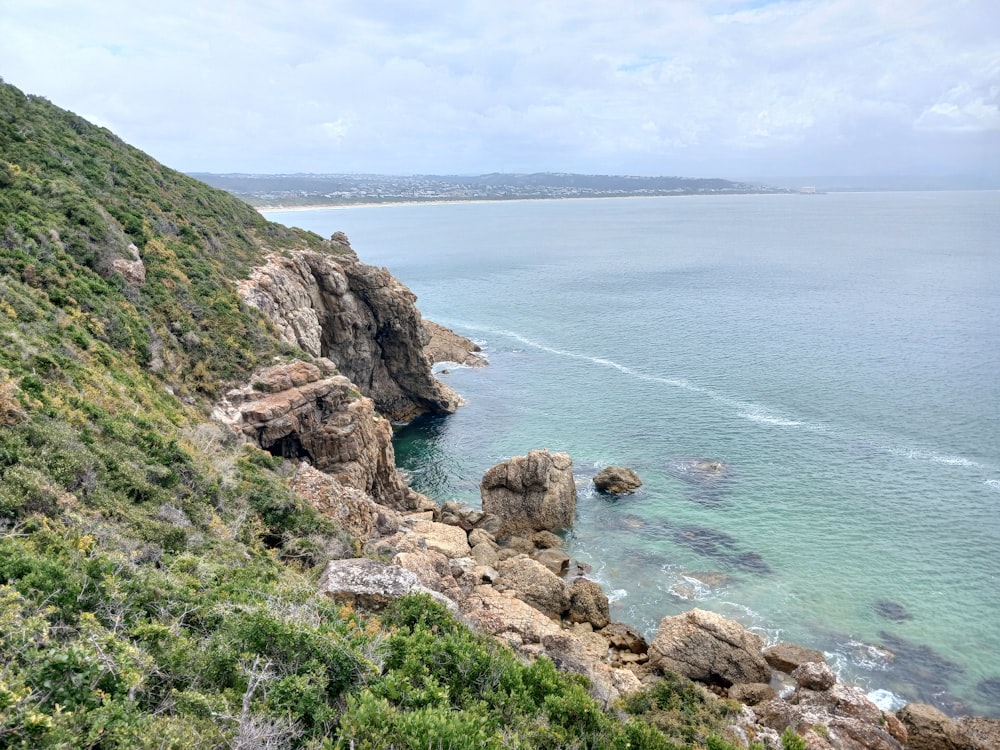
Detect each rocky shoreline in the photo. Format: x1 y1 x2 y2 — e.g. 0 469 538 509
218 238 997 750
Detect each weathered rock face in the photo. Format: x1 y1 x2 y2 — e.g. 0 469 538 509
593 466 642 495
423 320 487 367
648 608 770 687
497 554 569 620
239 246 459 421
214 359 426 510
898 703 1000 750
481 449 576 536
289 463 400 542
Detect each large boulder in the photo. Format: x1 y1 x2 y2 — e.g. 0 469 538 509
317 558 452 611
763 641 828 675
566 579 611 630
593 466 642 495
647 608 770 687
480 449 576 536
405 519 471 559
497 554 569 620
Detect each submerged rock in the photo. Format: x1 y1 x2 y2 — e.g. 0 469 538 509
874 599 914 622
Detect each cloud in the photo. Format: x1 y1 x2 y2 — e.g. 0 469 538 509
1 0 998 177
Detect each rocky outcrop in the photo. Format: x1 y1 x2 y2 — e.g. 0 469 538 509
289 463 401 541
755 674 908 750
423 320 487 367
763 641 828 674
214 359 430 510
111 242 145 285
898 703 1000 750
318 558 454 611
481 449 576 536
497 554 569 620
648 608 770 687
239 244 459 421
566 579 610 629
593 466 642 495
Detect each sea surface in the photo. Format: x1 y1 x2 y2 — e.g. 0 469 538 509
265 192 1000 717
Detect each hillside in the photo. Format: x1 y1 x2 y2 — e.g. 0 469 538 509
0 78 756 749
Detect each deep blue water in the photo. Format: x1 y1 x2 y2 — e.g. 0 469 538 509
266 192 1000 716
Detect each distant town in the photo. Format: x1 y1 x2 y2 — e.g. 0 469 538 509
192 172 794 207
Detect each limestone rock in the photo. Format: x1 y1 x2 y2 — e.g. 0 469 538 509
317 558 452 611
763 641 828 674
481 449 576 536
470 540 501 568
461 585 562 644
423 320 487 367
566 579 611 629
593 466 643 495
647 608 770 686
239 249 459 421
215 360 424 510
468 528 497 548
601 621 648 655
531 530 564 549
497 554 569 620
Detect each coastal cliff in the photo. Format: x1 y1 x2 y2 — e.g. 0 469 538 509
3 77 997 749
237 238 461 422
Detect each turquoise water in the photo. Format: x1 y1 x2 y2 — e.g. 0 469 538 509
265 192 1000 716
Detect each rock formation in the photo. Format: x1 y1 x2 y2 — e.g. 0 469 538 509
239 244 459 421
214 359 432 511
423 320 487 367
647 608 770 687
480 449 576 536
593 465 642 495
898 703 1000 750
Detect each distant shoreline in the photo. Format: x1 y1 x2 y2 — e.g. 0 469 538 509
255 192 791 213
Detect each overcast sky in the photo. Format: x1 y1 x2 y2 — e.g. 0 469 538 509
2 1 998 179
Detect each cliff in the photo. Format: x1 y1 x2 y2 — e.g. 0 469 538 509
238 239 460 422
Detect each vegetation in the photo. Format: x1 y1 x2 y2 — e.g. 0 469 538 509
0 77 798 748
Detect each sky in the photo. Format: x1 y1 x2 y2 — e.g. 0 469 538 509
1 0 999 180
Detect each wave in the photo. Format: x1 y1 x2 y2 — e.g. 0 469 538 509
452 321 996 480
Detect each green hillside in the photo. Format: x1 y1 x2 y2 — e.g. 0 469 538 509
0 79 746 749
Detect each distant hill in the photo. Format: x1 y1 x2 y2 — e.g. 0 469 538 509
193 171 788 207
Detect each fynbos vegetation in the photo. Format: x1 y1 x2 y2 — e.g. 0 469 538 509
0 78 758 748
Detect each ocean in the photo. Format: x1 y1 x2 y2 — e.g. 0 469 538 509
264 191 1000 717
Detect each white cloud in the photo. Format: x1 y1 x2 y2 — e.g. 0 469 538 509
1 0 998 177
